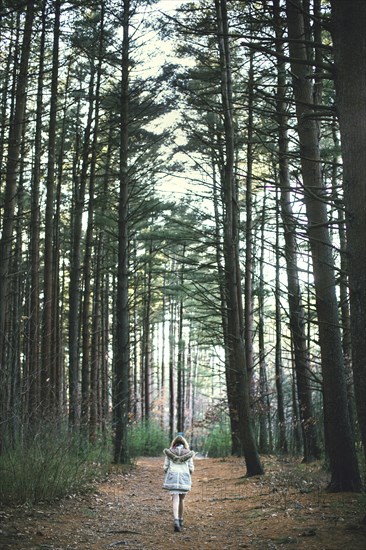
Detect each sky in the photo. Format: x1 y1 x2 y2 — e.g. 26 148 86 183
135 0 203 200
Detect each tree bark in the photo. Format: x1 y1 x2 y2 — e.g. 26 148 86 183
0 1 35 449
286 0 361 491
169 299 175 441
212 161 241 453
176 245 185 433
215 0 263 475
258 190 269 454
28 1 46 427
41 0 60 417
114 0 131 464
69 67 95 430
142 243 153 421
244 51 255 391
330 0 366 465
274 186 288 454
273 0 320 462
81 2 105 432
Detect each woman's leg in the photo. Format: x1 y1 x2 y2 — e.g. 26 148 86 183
172 494 181 531
172 494 180 519
178 494 185 525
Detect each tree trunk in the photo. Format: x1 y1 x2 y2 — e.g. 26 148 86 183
273 0 320 462
169 299 175 441
176 246 185 433
28 1 46 427
69 67 95 430
330 0 366 467
9 137 26 444
81 6 104 429
330 121 355 435
291 357 303 455
160 278 167 429
215 0 263 475
286 0 361 491
90 236 102 442
101 262 110 439
0 1 35 449
0 12 16 191
131 241 139 420
114 0 131 464
142 240 153 421
244 51 255 390
274 186 288 454
258 191 269 454
41 0 60 417
212 160 241 454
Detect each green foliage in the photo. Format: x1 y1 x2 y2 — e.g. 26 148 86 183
0 430 110 505
202 424 231 458
128 420 170 457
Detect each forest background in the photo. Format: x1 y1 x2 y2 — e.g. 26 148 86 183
0 0 365 505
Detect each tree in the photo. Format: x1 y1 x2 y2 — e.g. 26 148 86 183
330 0 366 465
215 0 263 476
273 0 320 462
286 0 361 491
41 0 61 417
27 0 46 428
0 0 35 449
114 0 131 464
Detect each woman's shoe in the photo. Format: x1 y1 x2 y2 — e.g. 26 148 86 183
174 519 181 532
179 519 184 528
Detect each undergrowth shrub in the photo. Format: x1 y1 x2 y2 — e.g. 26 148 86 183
202 424 231 457
0 429 110 505
128 420 170 457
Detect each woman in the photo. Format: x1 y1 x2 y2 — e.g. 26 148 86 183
163 434 195 532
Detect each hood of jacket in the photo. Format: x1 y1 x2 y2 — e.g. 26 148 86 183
164 447 195 463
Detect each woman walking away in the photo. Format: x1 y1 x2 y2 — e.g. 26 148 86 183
163 434 195 532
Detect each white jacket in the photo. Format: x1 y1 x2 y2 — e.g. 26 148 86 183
163 446 195 492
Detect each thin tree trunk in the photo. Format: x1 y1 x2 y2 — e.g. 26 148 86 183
28 1 46 427
0 13 16 190
53 127 63 423
273 0 320 462
185 334 193 431
90 237 102 442
258 191 269 454
274 186 288 454
114 0 131 463
215 0 263 476
169 299 175 441
142 241 153 421
9 136 26 445
80 101 97 430
131 241 139 420
160 278 166 429
244 49 255 390
0 1 35 449
41 0 60 417
75 68 97 430
81 2 105 435
176 246 185 433
101 265 110 439
291 354 303 455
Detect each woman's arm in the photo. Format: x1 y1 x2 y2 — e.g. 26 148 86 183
164 455 170 472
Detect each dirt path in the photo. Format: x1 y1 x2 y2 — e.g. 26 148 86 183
1 456 365 549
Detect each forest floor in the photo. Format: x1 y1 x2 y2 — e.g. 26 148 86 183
0 455 365 550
